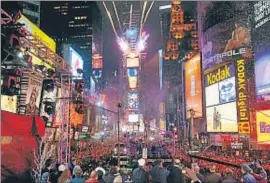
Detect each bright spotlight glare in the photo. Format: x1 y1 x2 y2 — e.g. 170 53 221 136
137 34 149 52
97 102 102 107
17 52 23 58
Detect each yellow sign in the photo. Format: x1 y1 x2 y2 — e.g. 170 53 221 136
1 95 17 113
16 14 56 52
29 52 54 69
206 65 231 85
256 110 270 144
238 122 250 134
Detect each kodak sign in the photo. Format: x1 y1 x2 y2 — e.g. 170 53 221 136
238 122 250 134
236 59 250 134
205 64 235 86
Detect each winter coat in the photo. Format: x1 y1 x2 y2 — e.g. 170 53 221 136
221 175 237 183
132 167 149 183
70 177 85 183
252 168 268 183
204 172 222 183
241 173 256 183
167 165 186 183
149 166 170 183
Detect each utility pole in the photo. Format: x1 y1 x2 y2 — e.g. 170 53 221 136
117 103 122 168
188 109 195 150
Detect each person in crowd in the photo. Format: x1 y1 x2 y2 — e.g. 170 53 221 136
193 165 204 183
240 165 256 183
204 165 222 183
70 165 85 183
167 159 186 183
103 167 118 183
221 168 236 183
50 163 62 183
251 160 268 183
97 170 106 183
149 160 169 183
69 158 77 176
112 167 122 183
85 171 99 183
132 159 149 183
58 169 71 183
41 172 51 183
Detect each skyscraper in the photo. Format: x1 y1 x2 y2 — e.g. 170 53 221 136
1 1 41 26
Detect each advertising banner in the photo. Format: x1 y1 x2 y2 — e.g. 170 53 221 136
236 59 250 133
256 110 270 144
25 76 42 115
1 95 17 113
202 17 252 70
185 54 202 118
127 57 139 68
92 54 103 69
128 91 139 110
93 69 102 78
204 63 235 86
238 122 251 134
128 114 139 123
70 104 84 126
127 69 138 77
40 86 57 126
16 14 56 52
206 102 238 132
70 47 83 78
128 77 137 89
252 1 270 100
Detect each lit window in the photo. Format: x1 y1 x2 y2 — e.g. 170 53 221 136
62 12 67 15
54 6 60 9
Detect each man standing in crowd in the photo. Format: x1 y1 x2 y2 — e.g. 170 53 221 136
167 159 186 183
251 160 268 183
149 160 169 183
204 165 222 183
132 159 149 183
240 165 256 183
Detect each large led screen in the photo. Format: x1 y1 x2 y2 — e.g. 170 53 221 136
205 83 219 107
218 77 236 103
206 102 238 132
184 54 203 118
70 47 83 78
252 1 270 100
128 91 139 110
128 77 137 89
40 86 57 125
92 58 103 69
128 114 139 123
127 69 138 77
256 110 270 144
127 57 139 68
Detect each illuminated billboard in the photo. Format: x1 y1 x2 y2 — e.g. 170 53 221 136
206 102 238 132
93 69 102 78
1 95 17 113
70 47 83 78
70 104 84 126
126 55 139 68
128 77 137 89
252 1 270 100
184 53 202 118
256 110 270 144
92 54 103 69
127 69 138 77
16 14 56 52
128 91 139 110
201 17 252 71
204 63 238 132
128 114 139 123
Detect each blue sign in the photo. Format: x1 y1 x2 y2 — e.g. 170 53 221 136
127 68 137 77
125 29 138 39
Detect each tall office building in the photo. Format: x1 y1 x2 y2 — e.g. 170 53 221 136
1 1 41 26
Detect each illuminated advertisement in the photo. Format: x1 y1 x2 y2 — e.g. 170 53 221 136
70 47 83 78
16 14 56 52
25 76 42 115
128 114 139 123
40 86 57 126
128 91 139 110
252 1 270 100
126 55 139 68
70 104 84 126
184 53 202 118
1 95 17 113
256 110 270 144
206 102 238 132
236 59 250 134
204 63 238 132
127 69 138 77
128 76 137 89
92 54 103 69
201 17 252 71
125 28 138 39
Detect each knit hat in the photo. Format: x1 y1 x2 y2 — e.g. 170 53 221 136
138 159 146 166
